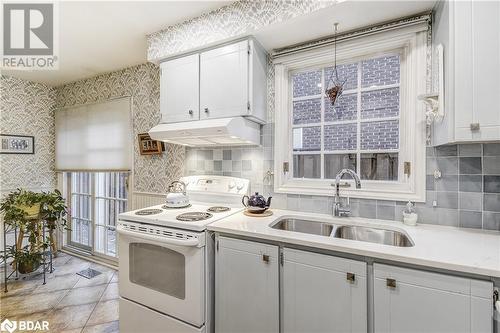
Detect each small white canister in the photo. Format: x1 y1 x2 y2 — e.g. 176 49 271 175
402 201 418 226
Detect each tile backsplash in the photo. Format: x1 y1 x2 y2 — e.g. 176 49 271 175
186 141 500 231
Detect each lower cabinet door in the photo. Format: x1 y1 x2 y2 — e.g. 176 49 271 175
283 248 367 333
374 263 493 333
215 237 279 333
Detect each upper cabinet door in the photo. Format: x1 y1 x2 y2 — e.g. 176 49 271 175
200 40 249 120
471 0 500 140
160 54 199 123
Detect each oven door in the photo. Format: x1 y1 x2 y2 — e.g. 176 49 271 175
118 222 205 327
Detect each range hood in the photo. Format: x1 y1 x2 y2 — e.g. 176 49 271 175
149 117 261 147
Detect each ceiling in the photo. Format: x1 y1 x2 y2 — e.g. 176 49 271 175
2 0 436 87
255 0 437 51
1 1 232 86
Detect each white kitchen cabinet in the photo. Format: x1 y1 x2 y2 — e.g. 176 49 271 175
282 248 367 333
373 263 493 333
200 39 267 123
432 0 500 145
215 236 279 333
159 38 267 125
160 53 199 123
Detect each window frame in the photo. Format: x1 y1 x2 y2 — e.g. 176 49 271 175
274 26 427 201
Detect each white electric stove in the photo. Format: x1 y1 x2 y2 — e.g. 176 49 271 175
117 175 249 333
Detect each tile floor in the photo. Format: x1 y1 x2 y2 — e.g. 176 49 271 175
0 252 119 332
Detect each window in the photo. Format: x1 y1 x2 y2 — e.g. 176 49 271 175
274 26 427 201
292 54 401 181
66 171 128 259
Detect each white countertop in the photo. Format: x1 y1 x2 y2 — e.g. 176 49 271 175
208 209 500 278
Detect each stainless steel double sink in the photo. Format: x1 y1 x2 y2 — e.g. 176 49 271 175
271 218 414 247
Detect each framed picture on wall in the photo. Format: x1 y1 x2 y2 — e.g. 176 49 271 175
138 133 163 155
0 134 35 154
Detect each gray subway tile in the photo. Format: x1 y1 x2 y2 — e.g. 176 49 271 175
426 175 435 191
232 149 242 161
214 160 222 171
458 144 482 157
377 205 395 220
459 192 482 211
203 150 213 160
459 210 482 229
436 208 459 227
359 203 377 219
426 147 436 157
213 149 223 160
435 175 458 192
232 161 241 171
196 160 204 170
483 156 500 175
483 193 500 212
483 212 500 231
223 150 232 160
436 145 457 156
242 160 252 171
459 175 482 192
417 207 438 225
483 143 500 156
426 158 438 175
222 160 232 172
436 191 458 209
437 157 459 175
459 157 482 174
484 175 500 193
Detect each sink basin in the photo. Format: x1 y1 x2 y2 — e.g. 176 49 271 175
271 218 334 236
270 218 414 247
333 225 414 247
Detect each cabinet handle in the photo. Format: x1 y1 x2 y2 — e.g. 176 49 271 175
262 254 270 263
386 278 396 288
188 110 193 115
346 272 355 283
470 123 480 131
204 108 209 114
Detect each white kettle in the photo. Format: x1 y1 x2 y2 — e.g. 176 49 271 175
165 181 190 208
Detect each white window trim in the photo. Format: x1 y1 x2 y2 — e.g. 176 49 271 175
273 25 428 202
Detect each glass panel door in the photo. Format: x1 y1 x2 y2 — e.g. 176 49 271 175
65 171 128 259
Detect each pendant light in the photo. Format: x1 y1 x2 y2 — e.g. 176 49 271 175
325 23 346 106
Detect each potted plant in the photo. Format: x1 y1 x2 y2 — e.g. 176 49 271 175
40 189 68 255
0 189 68 274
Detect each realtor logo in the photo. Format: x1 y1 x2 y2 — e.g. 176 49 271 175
2 2 58 69
0 319 17 333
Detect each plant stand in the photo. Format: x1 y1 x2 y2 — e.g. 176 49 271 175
2 221 53 293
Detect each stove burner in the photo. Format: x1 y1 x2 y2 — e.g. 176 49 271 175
207 206 231 213
161 204 192 210
176 212 213 222
135 208 163 216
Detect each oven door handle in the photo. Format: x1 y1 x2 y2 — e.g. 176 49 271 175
117 225 200 247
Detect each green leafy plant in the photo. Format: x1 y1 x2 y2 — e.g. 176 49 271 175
0 188 68 274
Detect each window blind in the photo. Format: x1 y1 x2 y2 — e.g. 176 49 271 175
55 97 132 171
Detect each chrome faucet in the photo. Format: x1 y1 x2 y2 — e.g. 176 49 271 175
333 169 361 217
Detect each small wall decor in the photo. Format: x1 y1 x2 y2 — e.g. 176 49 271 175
0 134 35 154
138 133 163 155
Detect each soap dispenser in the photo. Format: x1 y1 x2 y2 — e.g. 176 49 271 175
403 201 418 226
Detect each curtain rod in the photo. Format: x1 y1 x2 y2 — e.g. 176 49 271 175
272 12 431 58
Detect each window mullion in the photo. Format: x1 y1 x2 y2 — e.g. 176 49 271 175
356 61 362 178
320 68 325 179
91 172 96 254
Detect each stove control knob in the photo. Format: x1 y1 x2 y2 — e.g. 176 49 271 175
236 183 244 191
228 181 236 189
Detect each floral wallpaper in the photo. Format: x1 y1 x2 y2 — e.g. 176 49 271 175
0 75 57 194
55 63 185 193
147 0 336 61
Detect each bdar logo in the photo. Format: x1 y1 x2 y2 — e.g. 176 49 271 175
0 319 17 333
